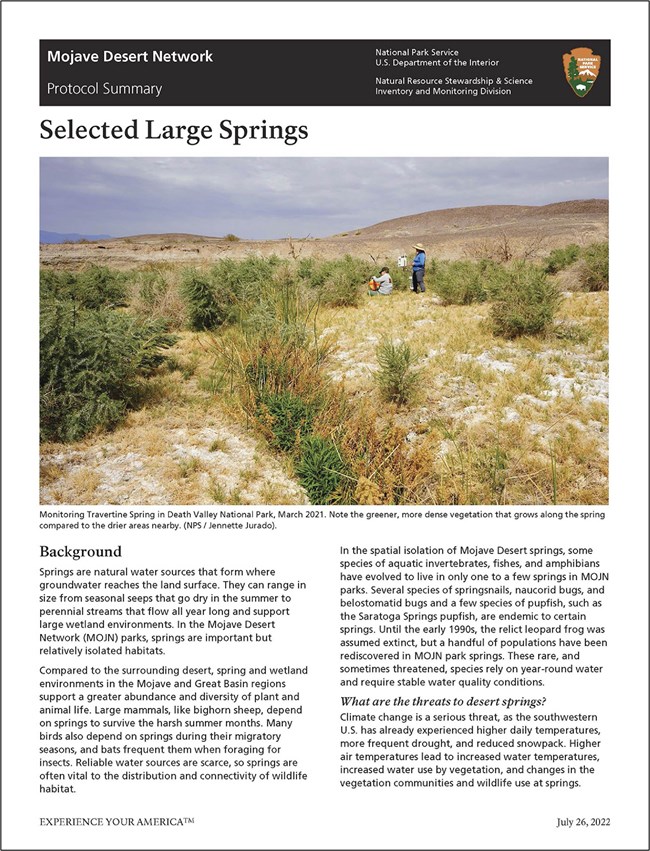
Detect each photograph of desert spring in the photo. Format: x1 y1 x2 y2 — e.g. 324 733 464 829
40 157 608 506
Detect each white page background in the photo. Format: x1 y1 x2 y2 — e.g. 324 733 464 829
1 2 648 849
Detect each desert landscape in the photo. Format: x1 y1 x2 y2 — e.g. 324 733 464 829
40 199 608 268
40 200 608 506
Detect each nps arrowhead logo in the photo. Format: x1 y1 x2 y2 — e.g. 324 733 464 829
563 47 601 98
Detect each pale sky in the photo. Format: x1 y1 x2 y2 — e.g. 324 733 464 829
40 157 608 240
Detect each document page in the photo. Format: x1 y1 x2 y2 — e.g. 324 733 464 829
1 2 648 849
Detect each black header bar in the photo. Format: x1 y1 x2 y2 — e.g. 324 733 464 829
41 40 611 106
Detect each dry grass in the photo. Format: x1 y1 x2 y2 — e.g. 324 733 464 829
315 289 608 504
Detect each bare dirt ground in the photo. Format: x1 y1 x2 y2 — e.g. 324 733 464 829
40 200 608 270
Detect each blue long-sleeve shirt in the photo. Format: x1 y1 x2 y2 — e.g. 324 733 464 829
413 250 426 271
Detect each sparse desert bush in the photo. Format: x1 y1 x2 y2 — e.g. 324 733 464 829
226 331 331 403
543 244 581 275
465 230 548 263
40 301 176 442
374 339 422 405
224 233 240 242
551 259 589 292
490 262 562 338
136 269 169 307
580 242 609 291
129 266 187 328
464 232 514 263
331 402 436 505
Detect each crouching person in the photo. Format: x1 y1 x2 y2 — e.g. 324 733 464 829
368 266 393 296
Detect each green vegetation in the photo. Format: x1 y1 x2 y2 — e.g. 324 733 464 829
257 390 319 452
40 301 175 442
433 259 506 305
295 436 345 504
296 254 368 306
543 244 581 275
581 242 609 291
490 262 563 338
40 246 608 505
374 339 422 405
40 266 128 309
180 268 225 330
541 241 609 292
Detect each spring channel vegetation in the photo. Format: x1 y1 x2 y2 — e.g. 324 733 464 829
40 241 608 506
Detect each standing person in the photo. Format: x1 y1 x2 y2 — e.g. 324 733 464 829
411 243 426 293
368 266 393 296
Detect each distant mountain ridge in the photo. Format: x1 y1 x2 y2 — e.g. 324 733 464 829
348 200 608 240
40 231 112 244
40 200 608 268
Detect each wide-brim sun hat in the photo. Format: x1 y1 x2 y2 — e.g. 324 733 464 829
413 243 425 251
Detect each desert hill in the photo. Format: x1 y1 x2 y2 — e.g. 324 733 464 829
353 199 607 238
40 200 608 269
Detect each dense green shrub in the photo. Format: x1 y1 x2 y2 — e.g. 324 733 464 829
320 271 363 307
297 257 324 285
374 339 422 405
580 242 609 291
338 254 371 282
257 390 318 451
490 263 562 338
299 255 369 296
40 269 75 300
211 256 282 298
295 436 345 503
40 302 176 442
433 260 491 304
78 266 129 308
204 257 284 328
40 266 128 309
181 256 378 330
183 259 285 332
180 269 225 330
543 244 581 275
